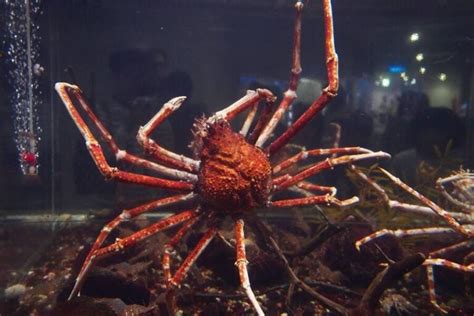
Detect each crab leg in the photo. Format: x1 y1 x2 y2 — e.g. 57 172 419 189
272 147 372 174
208 89 275 124
136 96 200 172
274 152 390 191
168 227 217 287
234 219 265 316
255 1 303 148
271 194 359 208
68 209 196 299
430 239 474 258
55 83 194 190
424 259 474 314
55 83 197 182
163 215 201 282
354 227 461 252
379 168 473 237
294 180 337 196
350 166 474 223
425 240 474 313
267 0 339 154
240 104 258 137
248 99 275 144
76 194 196 285
436 172 474 212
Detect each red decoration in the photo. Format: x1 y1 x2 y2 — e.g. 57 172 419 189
21 151 37 166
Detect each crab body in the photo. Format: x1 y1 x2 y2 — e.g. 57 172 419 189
197 120 272 212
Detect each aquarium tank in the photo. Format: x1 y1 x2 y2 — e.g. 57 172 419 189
1 0 474 315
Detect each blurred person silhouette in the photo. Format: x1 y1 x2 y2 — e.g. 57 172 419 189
382 90 430 155
390 107 466 185
73 48 173 207
322 86 373 148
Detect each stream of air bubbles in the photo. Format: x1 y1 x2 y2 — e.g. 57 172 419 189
5 0 43 175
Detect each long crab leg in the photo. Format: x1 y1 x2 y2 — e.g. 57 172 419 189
354 227 462 252
294 180 337 196
55 83 197 182
75 194 196 288
248 99 275 144
272 147 372 174
234 218 265 316
379 168 473 237
68 209 196 299
240 104 258 137
424 258 474 313
436 172 474 212
274 151 390 191
136 96 200 172
349 166 474 223
208 89 275 123
430 239 474 258
255 1 303 148
424 240 474 313
55 83 194 190
271 194 359 208
267 0 339 155
163 215 201 282
168 227 217 287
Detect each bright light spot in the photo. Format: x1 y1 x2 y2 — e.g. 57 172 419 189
416 53 424 62
409 33 420 42
400 72 409 82
439 73 447 81
410 78 417 85
419 67 426 74
381 78 390 87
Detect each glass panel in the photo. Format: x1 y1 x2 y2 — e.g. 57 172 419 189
1 1 473 314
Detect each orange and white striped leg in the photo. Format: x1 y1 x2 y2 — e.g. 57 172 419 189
355 227 457 252
68 209 196 299
73 194 196 295
235 219 264 316
55 83 197 182
55 83 196 189
272 147 373 174
136 96 200 172
162 215 201 283
208 89 275 124
255 1 304 149
274 151 390 191
271 194 359 209
424 258 474 314
168 227 217 287
266 0 338 155
380 168 472 237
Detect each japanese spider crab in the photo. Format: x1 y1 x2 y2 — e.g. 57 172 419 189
353 167 474 313
55 1 389 314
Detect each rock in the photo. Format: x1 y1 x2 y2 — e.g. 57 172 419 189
4 283 26 299
58 267 150 305
317 223 404 286
52 296 117 316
